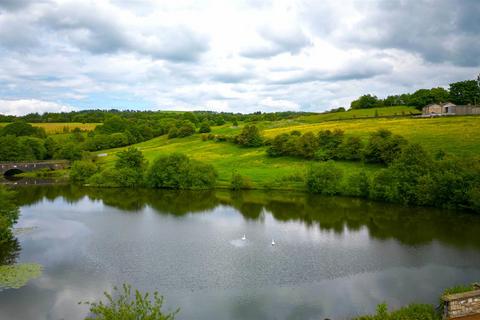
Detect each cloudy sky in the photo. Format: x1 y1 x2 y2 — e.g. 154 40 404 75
0 0 479 115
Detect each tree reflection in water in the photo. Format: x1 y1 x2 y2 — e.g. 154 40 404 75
13 185 480 249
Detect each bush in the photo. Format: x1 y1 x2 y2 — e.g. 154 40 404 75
346 171 370 197
82 283 178 320
337 136 363 160
297 132 318 159
364 129 407 164
177 121 196 138
235 125 263 147
167 127 178 139
70 160 97 182
231 172 253 190
147 154 217 189
354 303 440 320
369 169 396 201
306 162 343 195
198 122 211 133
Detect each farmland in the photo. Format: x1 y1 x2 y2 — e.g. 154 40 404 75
0 122 98 134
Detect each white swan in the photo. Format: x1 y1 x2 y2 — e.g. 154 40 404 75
271 239 275 245
242 234 246 240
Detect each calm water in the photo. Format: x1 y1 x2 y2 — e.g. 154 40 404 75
1 185 480 320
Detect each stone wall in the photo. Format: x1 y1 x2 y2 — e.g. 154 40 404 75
443 285 480 319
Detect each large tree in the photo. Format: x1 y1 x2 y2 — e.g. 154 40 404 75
350 94 382 109
449 80 480 105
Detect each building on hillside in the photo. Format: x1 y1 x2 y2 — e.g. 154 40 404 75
422 102 480 116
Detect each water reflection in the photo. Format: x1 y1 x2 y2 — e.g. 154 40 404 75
2 185 480 320
13 185 480 249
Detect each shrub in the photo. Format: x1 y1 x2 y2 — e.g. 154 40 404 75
306 161 343 195
337 136 363 160
198 122 211 133
82 284 178 320
231 172 253 190
346 171 370 197
177 121 196 137
364 129 407 164
354 303 440 320
147 154 217 189
70 160 97 182
369 169 397 201
88 168 119 187
267 133 290 157
387 144 432 204
115 147 146 170
167 127 178 139
235 125 263 147
297 132 319 159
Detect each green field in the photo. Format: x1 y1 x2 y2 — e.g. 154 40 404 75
94 115 480 190
297 106 420 123
0 122 98 134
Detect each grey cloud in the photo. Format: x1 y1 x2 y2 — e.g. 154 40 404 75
342 0 480 67
211 71 254 83
270 59 392 85
241 25 311 58
0 0 34 11
38 2 209 61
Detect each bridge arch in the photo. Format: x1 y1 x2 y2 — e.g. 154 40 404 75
4 168 24 176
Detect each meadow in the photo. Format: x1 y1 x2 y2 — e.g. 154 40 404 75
94 114 480 190
296 106 420 122
0 122 98 134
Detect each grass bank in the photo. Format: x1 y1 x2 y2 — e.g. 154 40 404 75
93 115 480 190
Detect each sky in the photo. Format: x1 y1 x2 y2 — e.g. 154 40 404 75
0 0 479 115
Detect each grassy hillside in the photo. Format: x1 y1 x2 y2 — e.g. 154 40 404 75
297 106 420 123
0 122 98 134
94 115 480 190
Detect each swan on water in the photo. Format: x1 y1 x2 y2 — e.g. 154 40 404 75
271 239 275 245
242 234 246 240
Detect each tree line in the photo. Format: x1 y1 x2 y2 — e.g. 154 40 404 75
0 109 311 124
71 148 217 190
350 78 480 110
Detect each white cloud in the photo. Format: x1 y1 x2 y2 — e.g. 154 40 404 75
0 0 478 114
0 99 76 116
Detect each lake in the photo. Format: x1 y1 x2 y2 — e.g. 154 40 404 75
1 185 480 320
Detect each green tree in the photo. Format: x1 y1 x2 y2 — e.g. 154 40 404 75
306 161 343 195
350 94 382 109
70 160 97 182
296 132 318 159
0 121 46 138
346 171 370 197
147 154 217 189
449 80 480 105
111 147 147 187
198 122 211 133
388 144 432 204
176 121 196 138
363 129 407 164
235 125 263 147
337 136 363 160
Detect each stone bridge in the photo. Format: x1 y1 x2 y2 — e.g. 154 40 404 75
0 160 70 176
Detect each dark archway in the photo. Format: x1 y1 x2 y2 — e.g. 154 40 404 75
4 168 24 177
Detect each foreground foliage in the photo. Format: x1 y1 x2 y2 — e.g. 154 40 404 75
82 284 178 320
354 303 440 320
